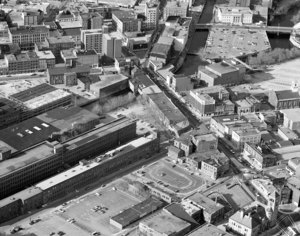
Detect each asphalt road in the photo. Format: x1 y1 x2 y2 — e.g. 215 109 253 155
143 68 201 128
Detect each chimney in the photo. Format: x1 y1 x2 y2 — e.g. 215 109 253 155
240 209 245 218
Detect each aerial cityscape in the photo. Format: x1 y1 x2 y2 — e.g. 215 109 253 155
1 0 300 235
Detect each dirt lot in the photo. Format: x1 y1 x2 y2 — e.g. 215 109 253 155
141 159 205 195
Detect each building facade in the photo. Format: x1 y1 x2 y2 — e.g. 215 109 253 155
81 29 103 53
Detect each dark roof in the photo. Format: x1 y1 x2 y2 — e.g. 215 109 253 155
110 197 164 227
63 28 81 36
77 49 98 56
0 117 59 152
37 106 99 131
164 203 199 226
10 83 56 103
147 93 187 125
10 26 49 35
150 43 171 58
133 70 155 87
0 98 20 116
48 65 91 75
276 90 300 101
112 10 136 21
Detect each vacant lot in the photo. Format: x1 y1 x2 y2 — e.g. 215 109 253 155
246 58 300 92
143 160 205 194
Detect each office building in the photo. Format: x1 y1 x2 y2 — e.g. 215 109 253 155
281 108 300 130
0 117 137 199
35 50 55 70
112 10 141 33
89 74 129 99
81 29 102 53
47 65 90 85
198 61 244 86
0 132 160 223
243 143 277 170
217 7 253 25
55 10 82 29
163 1 188 21
9 26 49 50
188 86 234 116
232 128 261 148
183 192 225 223
143 3 159 30
5 51 39 75
45 36 75 61
102 33 122 59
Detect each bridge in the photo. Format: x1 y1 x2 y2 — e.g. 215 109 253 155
195 23 293 34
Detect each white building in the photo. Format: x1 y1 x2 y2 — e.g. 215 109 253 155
217 7 253 25
163 2 188 21
232 128 261 148
144 3 159 30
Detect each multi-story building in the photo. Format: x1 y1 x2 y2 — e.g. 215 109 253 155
0 117 137 200
0 98 21 129
281 108 300 130
188 86 234 116
183 192 225 223
8 83 72 121
187 224 234 236
228 209 264 236
0 132 160 223
243 143 277 170
102 33 122 59
232 128 261 148
81 29 102 53
217 7 253 25
139 209 191 236
0 22 11 41
235 95 261 115
112 10 141 33
143 3 158 30
268 83 300 110
198 61 244 86
76 50 99 67
5 51 39 74
55 10 82 29
9 26 49 50
186 150 229 180
45 36 75 61
35 50 55 70
163 1 188 20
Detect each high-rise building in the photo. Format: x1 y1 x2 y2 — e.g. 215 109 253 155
144 3 158 30
102 33 122 59
91 12 103 29
81 29 102 53
112 10 141 33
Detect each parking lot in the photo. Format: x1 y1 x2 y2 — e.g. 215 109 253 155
142 159 205 194
57 188 140 236
0 183 140 236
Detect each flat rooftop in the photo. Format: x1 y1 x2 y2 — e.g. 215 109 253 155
0 142 54 178
63 117 135 151
10 26 49 35
191 85 227 95
273 144 300 160
206 61 238 75
46 36 75 44
36 135 152 190
140 210 190 234
188 192 224 214
233 128 260 136
147 92 187 125
37 107 99 132
281 108 300 122
90 74 128 89
35 50 55 59
187 224 234 236
204 27 271 59
111 197 164 227
0 97 19 116
0 117 59 152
